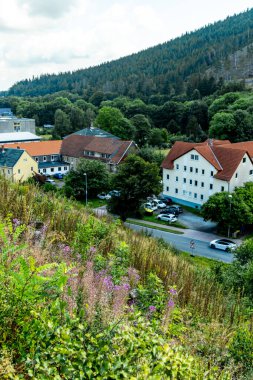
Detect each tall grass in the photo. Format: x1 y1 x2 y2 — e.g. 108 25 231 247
0 176 246 325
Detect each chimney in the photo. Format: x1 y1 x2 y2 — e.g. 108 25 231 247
17 146 20 149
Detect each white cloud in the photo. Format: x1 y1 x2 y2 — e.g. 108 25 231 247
0 0 252 90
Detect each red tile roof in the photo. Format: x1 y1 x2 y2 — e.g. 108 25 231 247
61 135 136 165
162 139 252 181
3 141 62 156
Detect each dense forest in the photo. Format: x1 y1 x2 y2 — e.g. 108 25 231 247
5 8 253 100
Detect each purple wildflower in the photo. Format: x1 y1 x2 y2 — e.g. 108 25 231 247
102 276 114 291
148 305 156 313
63 245 71 253
13 218 21 227
169 288 177 296
167 298 175 309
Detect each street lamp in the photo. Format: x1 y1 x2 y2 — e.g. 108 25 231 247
227 194 232 238
84 173 88 206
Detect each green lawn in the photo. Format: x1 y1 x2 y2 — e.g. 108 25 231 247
126 219 184 234
86 198 107 208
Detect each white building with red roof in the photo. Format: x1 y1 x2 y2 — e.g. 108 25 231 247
162 139 253 208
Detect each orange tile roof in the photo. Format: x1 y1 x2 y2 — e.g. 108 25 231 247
3 141 62 156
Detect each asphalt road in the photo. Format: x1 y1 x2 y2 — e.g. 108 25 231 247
126 223 234 263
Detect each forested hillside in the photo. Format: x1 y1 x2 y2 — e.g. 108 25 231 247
7 8 253 99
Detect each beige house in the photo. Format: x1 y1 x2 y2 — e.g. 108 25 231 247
0 147 38 182
162 139 253 208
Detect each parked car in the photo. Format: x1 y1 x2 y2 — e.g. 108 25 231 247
209 239 237 252
156 213 177 223
158 195 172 205
145 202 158 211
147 195 158 202
45 178 56 185
108 190 121 197
53 173 64 179
152 199 167 209
97 192 111 200
171 204 183 213
162 207 179 216
143 205 154 215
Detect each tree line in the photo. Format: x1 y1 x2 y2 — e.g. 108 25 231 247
5 8 253 101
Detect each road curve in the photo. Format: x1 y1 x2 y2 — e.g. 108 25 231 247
126 223 234 263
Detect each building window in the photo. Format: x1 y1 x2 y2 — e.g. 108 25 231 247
43 169 46 173
194 193 197 199
202 169 205 175
175 188 178 194
50 168 54 172
243 157 246 163
31 167 33 171
64 167 67 170
211 171 214 176
184 166 187 171
166 186 169 192
195 168 198 173
235 173 238 178
8 170 10 174
189 191 192 197
210 184 213 190
167 174 169 180
189 179 192 185
58 167 61 171
43 156 47 162
201 182 204 187
221 186 225 191
176 176 178 182
250 170 253 175
51 155 57 161
191 154 194 159
18 169 21 174
176 164 179 170
190 167 193 173
183 178 186 183
195 155 199 160
35 157 39 162
200 194 204 200
194 180 198 186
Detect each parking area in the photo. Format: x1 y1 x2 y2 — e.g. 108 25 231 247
153 206 217 233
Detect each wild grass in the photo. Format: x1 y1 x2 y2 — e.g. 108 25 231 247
0 176 247 326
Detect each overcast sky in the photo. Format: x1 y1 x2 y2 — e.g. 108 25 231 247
0 0 252 90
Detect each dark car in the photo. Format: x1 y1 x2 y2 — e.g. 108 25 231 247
158 196 172 205
160 207 179 216
171 204 183 213
53 173 64 179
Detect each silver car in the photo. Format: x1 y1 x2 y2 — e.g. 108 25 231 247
156 213 177 223
209 239 237 252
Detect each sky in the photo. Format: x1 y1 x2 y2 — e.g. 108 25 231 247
0 0 252 91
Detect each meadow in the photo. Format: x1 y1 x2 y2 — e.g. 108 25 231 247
0 176 252 379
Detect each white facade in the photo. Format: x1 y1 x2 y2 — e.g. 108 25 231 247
163 149 253 208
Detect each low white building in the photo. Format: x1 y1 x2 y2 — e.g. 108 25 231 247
0 117 35 134
162 139 253 208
